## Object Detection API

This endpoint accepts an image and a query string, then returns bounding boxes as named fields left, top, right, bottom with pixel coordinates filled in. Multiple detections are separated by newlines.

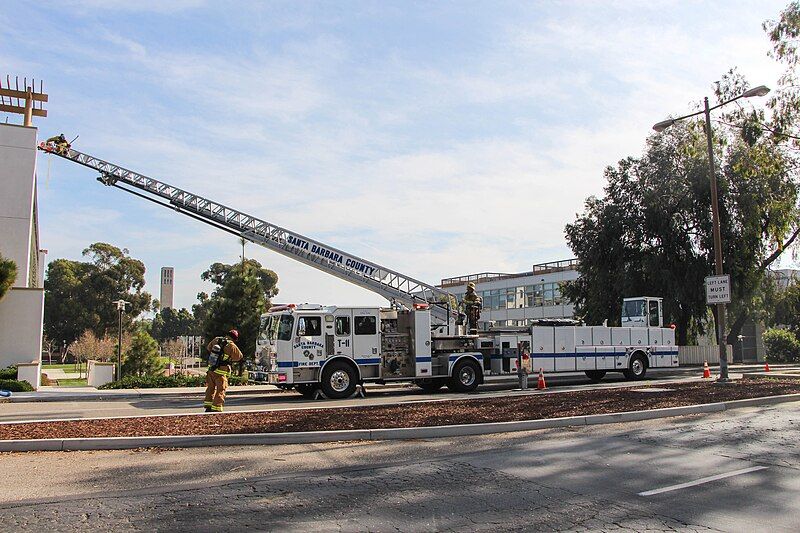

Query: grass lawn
left=42, top=363, right=84, bottom=371
left=53, top=378, right=88, bottom=387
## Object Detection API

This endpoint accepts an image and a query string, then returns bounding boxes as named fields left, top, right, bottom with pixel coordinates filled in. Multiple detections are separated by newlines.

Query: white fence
left=678, top=345, right=732, bottom=366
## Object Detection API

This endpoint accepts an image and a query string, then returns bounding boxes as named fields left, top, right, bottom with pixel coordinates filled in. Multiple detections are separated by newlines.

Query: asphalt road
left=1, top=367, right=710, bottom=423
left=0, top=400, right=798, bottom=531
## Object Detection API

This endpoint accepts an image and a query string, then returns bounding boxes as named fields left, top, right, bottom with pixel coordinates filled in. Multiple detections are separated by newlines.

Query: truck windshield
left=258, top=316, right=274, bottom=343
left=622, top=300, right=646, bottom=318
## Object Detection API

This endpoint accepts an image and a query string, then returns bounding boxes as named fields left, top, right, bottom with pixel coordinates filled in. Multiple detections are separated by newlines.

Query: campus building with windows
left=439, top=259, right=579, bottom=328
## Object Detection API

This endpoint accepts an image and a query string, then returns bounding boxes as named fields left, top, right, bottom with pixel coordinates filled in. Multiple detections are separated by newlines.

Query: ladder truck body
left=40, top=142, right=678, bottom=399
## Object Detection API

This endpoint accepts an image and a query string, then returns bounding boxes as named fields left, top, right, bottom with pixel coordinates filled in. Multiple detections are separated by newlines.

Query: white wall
left=0, top=124, right=37, bottom=288
left=0, top=288, right=45, bottom=369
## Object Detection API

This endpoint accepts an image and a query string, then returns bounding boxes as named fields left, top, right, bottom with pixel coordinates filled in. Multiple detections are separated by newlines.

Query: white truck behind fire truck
left=39, top=142, right=678, bottom=399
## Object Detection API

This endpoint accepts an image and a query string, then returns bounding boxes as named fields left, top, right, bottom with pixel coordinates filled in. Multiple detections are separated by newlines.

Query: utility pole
left=703, top=96, right=728, bottom=381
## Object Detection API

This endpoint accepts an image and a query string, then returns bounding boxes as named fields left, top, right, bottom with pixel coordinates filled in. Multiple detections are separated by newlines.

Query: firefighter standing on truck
left=204, top=329, right=244, bottom=412
left=461, top=282, right=483, bottom=334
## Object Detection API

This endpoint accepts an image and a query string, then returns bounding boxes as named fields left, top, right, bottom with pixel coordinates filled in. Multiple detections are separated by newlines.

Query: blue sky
left=1, top=0, right=790, bottom=311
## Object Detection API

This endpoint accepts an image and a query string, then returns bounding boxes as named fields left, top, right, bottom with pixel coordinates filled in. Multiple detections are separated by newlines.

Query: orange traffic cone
left=702, top=361, right=711, bottom=379
left=765, top=362, right=771, bottom=372
left=537, top=368, right=547, bottom=390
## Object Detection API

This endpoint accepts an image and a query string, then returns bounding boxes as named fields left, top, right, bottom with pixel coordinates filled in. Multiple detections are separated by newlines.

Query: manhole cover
left=631, top=387, right=674, bottom=393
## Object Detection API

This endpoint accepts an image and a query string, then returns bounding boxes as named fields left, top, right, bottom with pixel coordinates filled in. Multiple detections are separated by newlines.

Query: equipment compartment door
left=576, top=346, right=595, bottom=371
left=554, top=328, right=576, bottom=372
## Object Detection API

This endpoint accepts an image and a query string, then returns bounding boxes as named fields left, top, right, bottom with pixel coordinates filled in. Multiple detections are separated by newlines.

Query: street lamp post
left=112, top=299, right=130, bottom=381
left=653, top=85, right=770, bottom=382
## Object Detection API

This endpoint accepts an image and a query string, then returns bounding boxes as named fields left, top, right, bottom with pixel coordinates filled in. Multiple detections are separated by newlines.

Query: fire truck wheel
left=416, top=378, right=445, bottom=392
left=321, top=361, right=358, bottom=399
left=584, top=370, right=606, bottom=383
left=295, top=383, right=317, bottom=399
left=623, top=353, right=648, bottom=381
left=447, top=359, right=481, bottom=393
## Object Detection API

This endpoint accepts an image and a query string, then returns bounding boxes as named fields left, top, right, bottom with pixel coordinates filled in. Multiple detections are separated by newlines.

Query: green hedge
left=99, top=373, right=248, bottom=390
left=0, top=366, right=17, bottom=380
left=0, top=379, right=34, bottom=392
left=763, top=328, right=800, bottom=364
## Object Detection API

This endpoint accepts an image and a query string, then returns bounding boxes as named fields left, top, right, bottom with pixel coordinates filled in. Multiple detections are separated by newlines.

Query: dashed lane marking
left=638, top=466, right=768, bottom=496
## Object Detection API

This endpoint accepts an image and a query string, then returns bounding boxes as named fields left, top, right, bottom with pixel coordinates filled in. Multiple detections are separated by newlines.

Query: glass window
left=277, top=315, right=294, bottom=341
left=297, top=316, right=322, bottom=336
left=354, top=315, right=377, bottom=335
left=258, top=315, right=274, bottom=343
left=622, top=300, right=646, bottom=319
left=543, top=285, right=555, bottom=305
left=648, top=300, right=660, bottom=327
left=335, top=316, right=350, bottom=336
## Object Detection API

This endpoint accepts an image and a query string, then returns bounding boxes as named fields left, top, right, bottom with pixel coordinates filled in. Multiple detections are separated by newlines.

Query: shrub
left=0, top=379, right=34, bottom=392
left=40, top=373, right=54, bottom=386
left=763, top=328, right=800, bottom=363
left=99, top=372, right=249, bottom=389
left=121, top=330, right=162, bottom=377
left=0, top=366, right=17, bottom=380
left=99, top=373, right=204, bottom=389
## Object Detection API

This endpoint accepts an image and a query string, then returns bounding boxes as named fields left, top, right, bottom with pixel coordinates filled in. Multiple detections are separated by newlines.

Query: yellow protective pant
left=204, top=370, right=228, bottom=412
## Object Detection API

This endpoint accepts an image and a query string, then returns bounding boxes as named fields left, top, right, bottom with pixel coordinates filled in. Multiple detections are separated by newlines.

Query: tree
left=0, top=254, right=16, bottom=302
left=121, top=330, right=162, bottom=377
left=200, top=259, right=278, bottom=359
left=44, top=243, right=154, bottom=347
left=564, top=7, right=800, bottom=346
left=151, top=307, right=196, bottom=343
left=71, top=331, right=116, bottom=364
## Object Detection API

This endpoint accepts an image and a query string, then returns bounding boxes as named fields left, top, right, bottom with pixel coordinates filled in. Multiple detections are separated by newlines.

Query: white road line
left=639, top=466, right=768, bottom=496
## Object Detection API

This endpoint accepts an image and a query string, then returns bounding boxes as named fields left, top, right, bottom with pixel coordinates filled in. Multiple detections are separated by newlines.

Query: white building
left=0, top=123, right=47, bottom=384
left=439, top=259, right=579, bottom=328
left=160, top=266, right=174, bottom=310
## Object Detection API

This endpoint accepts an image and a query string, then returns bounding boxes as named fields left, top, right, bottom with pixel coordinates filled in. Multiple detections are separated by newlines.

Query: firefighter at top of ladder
left=45, top=134, right=71, bottom=155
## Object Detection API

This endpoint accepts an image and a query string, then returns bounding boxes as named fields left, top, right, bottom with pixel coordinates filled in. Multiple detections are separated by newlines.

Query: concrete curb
left=3, top=392, right=799, bottom=452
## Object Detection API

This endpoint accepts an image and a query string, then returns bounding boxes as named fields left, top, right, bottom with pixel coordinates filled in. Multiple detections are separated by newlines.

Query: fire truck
left=40, top=142, right=678, bottom=399
left=255, top=297, right=676, bottom=398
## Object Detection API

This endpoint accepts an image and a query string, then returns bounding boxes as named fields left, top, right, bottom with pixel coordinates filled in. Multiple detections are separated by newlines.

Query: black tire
left=585, top=370, right=606, bottom=383
left=623, top=353, right=648, bottom=381
left=447, top=359, right=482, bottom=393
left=295, top=383, right=317, bottom=399
left=320, top=360, right=358, bottom=399
left=416, top=378, right=446, bottom=392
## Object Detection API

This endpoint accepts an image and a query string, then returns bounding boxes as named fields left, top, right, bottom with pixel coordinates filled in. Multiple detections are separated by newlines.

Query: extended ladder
left=38, top=143, right=456, bottom=321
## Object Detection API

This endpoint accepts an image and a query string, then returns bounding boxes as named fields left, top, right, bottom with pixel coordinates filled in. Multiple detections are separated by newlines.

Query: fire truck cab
left=257, top=304, right=483, bottom=398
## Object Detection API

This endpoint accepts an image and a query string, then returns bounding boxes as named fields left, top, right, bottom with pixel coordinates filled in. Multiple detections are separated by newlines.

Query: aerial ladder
left=37, top=142, right=458, bottom=323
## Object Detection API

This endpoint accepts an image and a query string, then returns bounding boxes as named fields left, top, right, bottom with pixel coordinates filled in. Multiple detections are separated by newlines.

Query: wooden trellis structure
left=0, top=76, right=48, bottom=126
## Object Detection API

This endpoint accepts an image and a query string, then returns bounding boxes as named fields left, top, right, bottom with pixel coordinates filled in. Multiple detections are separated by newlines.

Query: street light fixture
left=652, top=85, right=770, bottom=382
left=112, top=299, right=130, bottom=381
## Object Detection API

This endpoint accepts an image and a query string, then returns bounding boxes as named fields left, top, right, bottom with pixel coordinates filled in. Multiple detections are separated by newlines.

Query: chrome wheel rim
left=330, top=370, right=350, bottom=392
left=632, top=359, right=644, bottom=376
left=459, top=366, right=476, bottom=386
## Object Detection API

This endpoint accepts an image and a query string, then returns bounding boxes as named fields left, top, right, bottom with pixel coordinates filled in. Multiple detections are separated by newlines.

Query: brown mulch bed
left=2, top=379, right=800, bottom=441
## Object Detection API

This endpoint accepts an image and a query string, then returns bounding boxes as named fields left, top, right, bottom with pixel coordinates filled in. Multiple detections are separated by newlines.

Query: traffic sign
left=705, top=275, right=731, bottom=304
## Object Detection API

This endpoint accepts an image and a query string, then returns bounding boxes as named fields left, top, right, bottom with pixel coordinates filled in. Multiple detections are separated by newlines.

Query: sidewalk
left=2, top=363, right=793, bottom=403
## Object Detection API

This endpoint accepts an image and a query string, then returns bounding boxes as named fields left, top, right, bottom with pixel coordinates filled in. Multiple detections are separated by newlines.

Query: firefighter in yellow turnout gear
left=204, top=329, right=244, bottom=412
left=45, top=133, right=71, bottom=155
left=461, top=282, right=483, bottom=334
